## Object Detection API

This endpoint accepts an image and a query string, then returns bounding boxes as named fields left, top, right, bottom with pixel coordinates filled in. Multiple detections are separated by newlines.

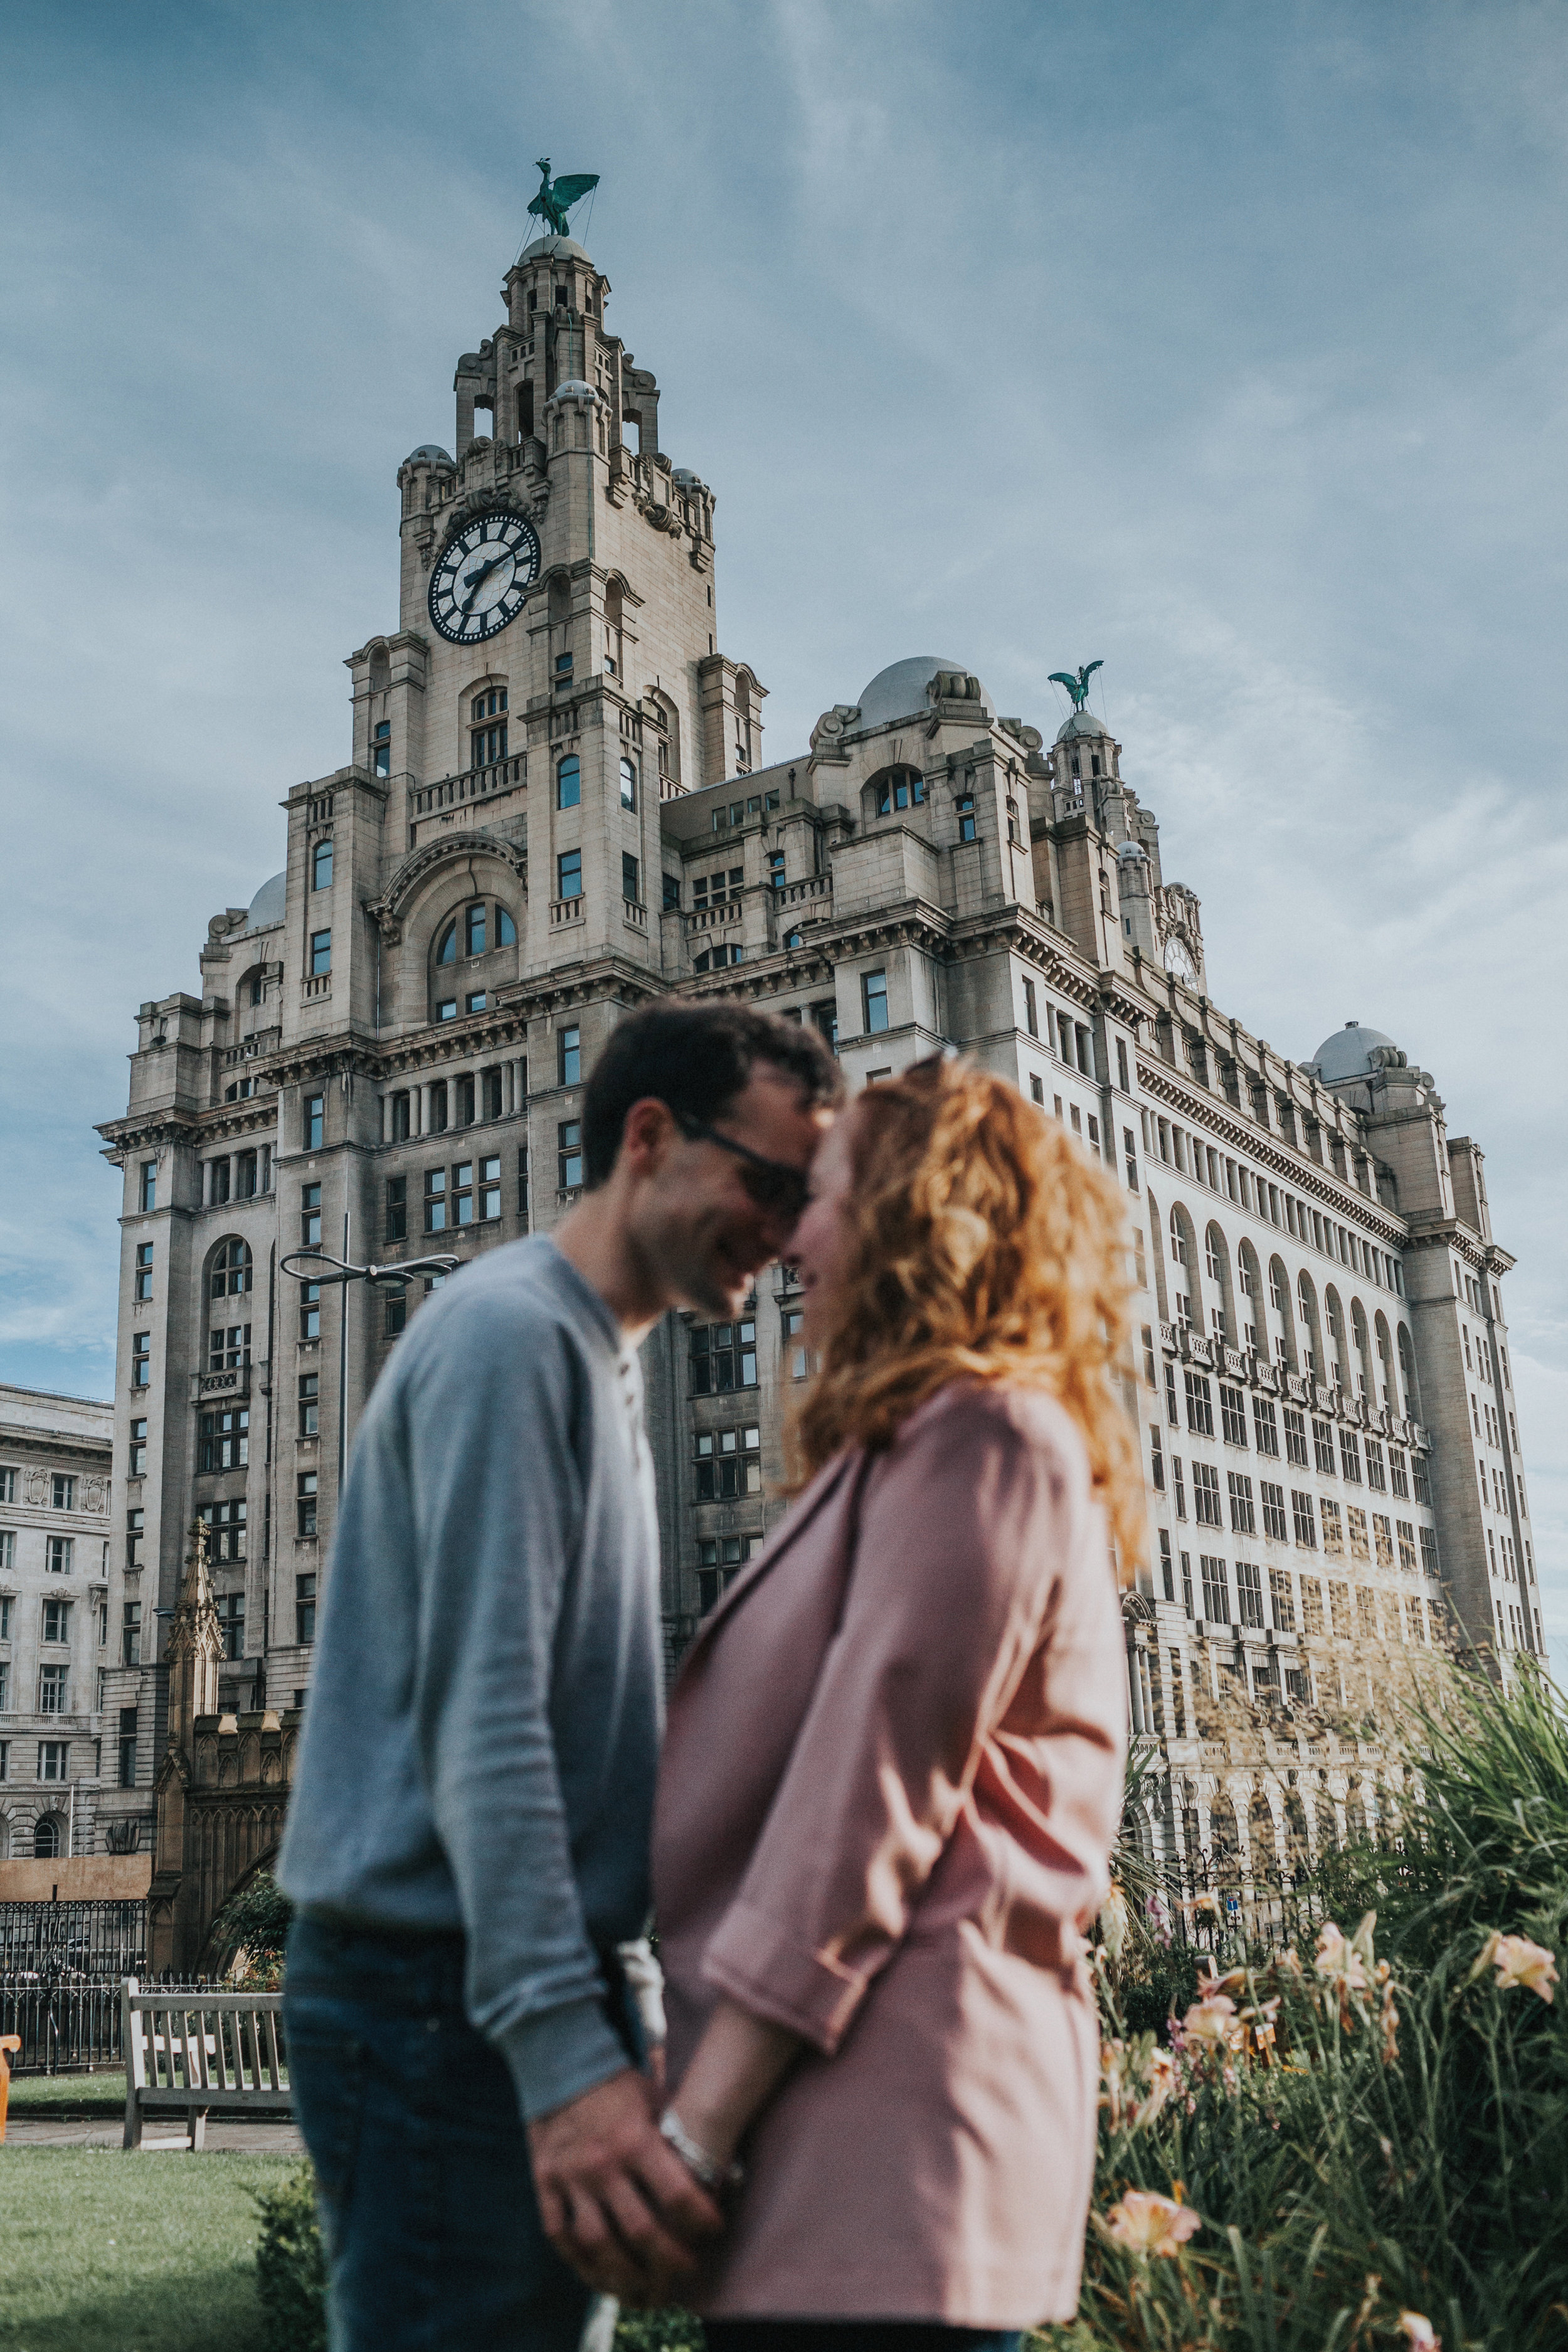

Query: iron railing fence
left=0, top=1900, right=149, bottom=1978
left=1, top=1971, right=214, bottom=2075
left=1140, top=1851, right=1384, bottom=1966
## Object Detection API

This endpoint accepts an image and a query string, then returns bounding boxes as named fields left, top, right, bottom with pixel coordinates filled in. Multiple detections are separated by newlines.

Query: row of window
left=0, top=1744, right=75, bottom=1788
left=554, top=754, right=639, bottom=812
left=1148, top=1110, right=1406, bottom=1294
left=1157, top=1540, right=1441, bottom=1649
left=0, top=1532, right=83, bottom=1574
left=1162, top=1369, right=1419, bottom=1495
left=435, top=900, right=518, bottom=965
left=0, top=1470, right=84, bottom=1510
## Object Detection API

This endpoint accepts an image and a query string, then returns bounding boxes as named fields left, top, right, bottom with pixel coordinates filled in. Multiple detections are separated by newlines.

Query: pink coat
left=652, top=1381, right=1128, bottom=2327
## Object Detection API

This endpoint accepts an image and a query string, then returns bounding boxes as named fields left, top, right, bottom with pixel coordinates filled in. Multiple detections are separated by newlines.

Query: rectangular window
left=1192, top=1461, right=1223, bottom=1526
left=1251, top=1396, right=1279, bottom=1456
left=1291, top=1490, right=1317, bottom=1548
left=385, top=1174, right=407, bottom=1242
left=1365, top=1439, right=1387, bottom=1492
left=1030, top=1076, right=1045, bottom=1106
left=296, top=1573, right=317, bottom=1644
left=1236, top=1559, right=1265, bottom=1628
left=690, top=1320, right=759, bottom=1394
left=693, top=1424, right=763, bottom=1500
left=1283, top=1407, right=1309, bottom=1468
left=1347, top=1505, right=1370, bottom=1562
left=1397, top=1519, right=1417, bottom=1574
left=1200, top=1555, right=1230, bottom=1624
left=121, top=1601, right=142, bottom=1666
left=198, top=1407, right=249, bottom=1472
left=1313, top=1419, right=1337, bottom=1474
left=50, top=1473, right=76, bottom=1510
left=1390, top=1448, right=1409, bottom=1498
left=42, top=1596, right=71, bottom=1643
left=38, top=1738, right=68, bottom=1778
left=559, top=1025, right=581, bottom=1086
left=218, top=1592, right=245, bottom=1661
left=304, top=1094, right=324, bottom=1151
left=1300, top=1575, right=1324, bottom=1635
left=1327, top=1579, right=1351, bottom=1636
left=299, top=1374, right=319, bottom=1438
left=201, top=1497, right=246, bottom=1562
left=1414, top=1454, right=1431, bottom=1505
left=1172, top=1454, right=1186, bottom=1520
left=517, top=1145, right=529, bottom=1221
left=664, top=872, right=682, bottom=911
left=297, top=1473, right=318, bottom=1540
left=1150, top=1427, right=1165, bottom=1491
left=384, top=1293, right=406, bottom=1338
left=1269, top=1565, right=1296, bottom=1631
left=558, top=849, right=583, bottom=901
left=134, top=1241, right=154, bottom=1301
left=1372, top=1512, right=1395, bottom=1569
left=39, top=1664, right=69, bottom=1715
left=0, top=1537, right=11, bottom=1580
left=300, top=1281, right=321, bottom=1342
left=622, top=851, right=640, bottom=904
left=862, top=969, right=889, bottom=1035
left=1357, top=1586, right=1380, bottom=1641
left=957, top=794, right=976, bottom=842
left=1339, top=1429, right=1363, bottom=1483
left=1219, top=1385, right=1248, bottom=1447
left=139, top=1160, right=157, bottom=1212
left=1227, top=1470, right=1254, bottom=1534
left=1260, top=1480, right=1288, bottom=1542
left=46, top=1536, right=73, bottom=1574
left=424, top=1167, right=448, bottom=1232
left=374, top=719, right=392, bottom=776
left=309, top=929, right=331, bottom=977
left=1123, top=1128, right=1139, bottom=1191
left=558, top=1121, right=583, bottom=1191
left=1184, top=1371, right=1214, bottom=1437
left=131, top=1331, right=151, bottom=1387
left=1321, top=1496, right=1344, bottom=1556
left=479, top=1155, right=502, bottom=1221
left=128, top=1418, right=147, bottom=1479
left=312, top=838, right=333, bottom=889
left=1420, top=1526, right=1439, bottom=1577
left=1022, top=978, right=1038, bottom=1037
left=781, top=1308, right=808, bottom=1380
left=1157, top=1528, right=1173, bottom=1601
left=208, top=1323, right=252, bottom=1373
left=452, top=1162, right=474, bottom=1226
left=118, top=1707, right=138, bottom=1789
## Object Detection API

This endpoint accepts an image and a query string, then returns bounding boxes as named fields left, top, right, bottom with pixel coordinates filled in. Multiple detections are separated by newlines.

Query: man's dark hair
left=581, top=999, right=842, bottom=1187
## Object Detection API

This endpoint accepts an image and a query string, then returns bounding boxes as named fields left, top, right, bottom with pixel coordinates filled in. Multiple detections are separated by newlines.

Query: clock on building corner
left=428, top=510, right=541, bottom=644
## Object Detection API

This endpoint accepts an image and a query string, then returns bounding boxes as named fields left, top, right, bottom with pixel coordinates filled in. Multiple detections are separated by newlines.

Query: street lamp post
left=280, top=1222, right=460, bottom=1486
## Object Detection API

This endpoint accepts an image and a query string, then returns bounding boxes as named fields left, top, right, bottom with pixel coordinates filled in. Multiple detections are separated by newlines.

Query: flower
left=1135, top=2047, right=1177, bottom=2127
left=1315, top=1920, right=1369, bottom=1994
left=1483, top=1932, right=1559, bottom=2005
left=1099, top=1882, right=1131, bottom=1963
left=1397, top=2312, right=1440, bottom=2351
left=1379, top=1978, right=1401, bottom=2063
left=1182, top=1993, right=1241, bottom=2050
left=1103, top=2188, right=1203, bottom=2257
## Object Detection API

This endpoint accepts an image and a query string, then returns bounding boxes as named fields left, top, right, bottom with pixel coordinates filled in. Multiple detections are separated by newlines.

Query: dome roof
left=1054, top=707, right=1113, bottom=745
left=854, top=656, right=978, bottom=733
left=240, top=871, right=285, bottom=937
left=1308, top=1021, right=1399, bottom=1083
left=403, top=444, right=453, bottom=467
left=516, top=234, right=593, bottom=266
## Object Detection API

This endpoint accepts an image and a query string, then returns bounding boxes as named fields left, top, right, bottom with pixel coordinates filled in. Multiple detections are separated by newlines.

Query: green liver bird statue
left=1048, top=660, right=1103, bottom=711
left=528, top=157, right=600, bottom=239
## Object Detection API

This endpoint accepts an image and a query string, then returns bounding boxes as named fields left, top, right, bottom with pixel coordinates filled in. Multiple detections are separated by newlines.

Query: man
left=279, top=999, right=840, bottom=2350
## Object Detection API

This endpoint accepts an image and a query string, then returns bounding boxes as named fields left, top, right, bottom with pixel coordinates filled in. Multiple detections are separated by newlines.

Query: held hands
left=527, top=2067, right=724, bottom=2306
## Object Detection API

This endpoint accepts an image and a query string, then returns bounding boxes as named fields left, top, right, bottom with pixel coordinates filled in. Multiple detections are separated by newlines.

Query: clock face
left=428, top=511, right=541, bottom=644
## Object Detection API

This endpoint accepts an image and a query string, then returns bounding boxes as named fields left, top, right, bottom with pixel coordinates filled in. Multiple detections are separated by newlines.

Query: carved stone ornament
left=366, top=833, right=529, bottom=945
left=23, top=1469, right=48, bottom=1507
left=809, top=705, right=862, bottom=761
left=81, top=1476, right=109, bottom=1515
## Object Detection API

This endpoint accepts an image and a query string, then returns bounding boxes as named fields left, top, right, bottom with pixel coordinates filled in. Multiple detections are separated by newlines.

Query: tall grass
left=1055, top=1665, right=1568, bottom=2352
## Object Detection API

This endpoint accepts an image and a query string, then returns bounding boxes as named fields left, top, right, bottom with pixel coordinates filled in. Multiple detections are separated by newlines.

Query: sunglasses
left=674, top=1113, right=812, bottom=1222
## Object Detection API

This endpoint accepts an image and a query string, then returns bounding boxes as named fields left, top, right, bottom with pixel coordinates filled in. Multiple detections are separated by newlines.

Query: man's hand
left=527, top=2068, right=724, bottom=2304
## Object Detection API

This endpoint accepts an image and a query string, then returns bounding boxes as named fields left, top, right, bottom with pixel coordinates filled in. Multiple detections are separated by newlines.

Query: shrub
left=253, top=2161, right=327, bottom=2351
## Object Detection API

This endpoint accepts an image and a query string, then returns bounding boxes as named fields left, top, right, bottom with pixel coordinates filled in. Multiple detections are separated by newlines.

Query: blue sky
left=2, top=1, right=1564, bottom=1663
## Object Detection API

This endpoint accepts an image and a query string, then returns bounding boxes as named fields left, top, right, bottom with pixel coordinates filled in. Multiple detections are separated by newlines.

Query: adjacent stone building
left=93, top=221, right=1542, bottom=1948
left=0, top=1385, right=114, bottom=1861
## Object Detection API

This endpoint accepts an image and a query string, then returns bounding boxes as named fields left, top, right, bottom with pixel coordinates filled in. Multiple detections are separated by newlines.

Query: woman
left=651, top=1056, right=1142, bottom=2352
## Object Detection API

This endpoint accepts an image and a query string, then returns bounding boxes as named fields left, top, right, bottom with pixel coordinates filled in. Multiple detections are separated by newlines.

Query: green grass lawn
left=0, top=2148, right=294, bottom=2351
left=5, top=2074, right=127, bottom=2122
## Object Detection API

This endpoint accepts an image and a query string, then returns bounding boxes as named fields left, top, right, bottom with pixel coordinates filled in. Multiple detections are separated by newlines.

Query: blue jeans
left=283, top=1915, right=595, bottom=2352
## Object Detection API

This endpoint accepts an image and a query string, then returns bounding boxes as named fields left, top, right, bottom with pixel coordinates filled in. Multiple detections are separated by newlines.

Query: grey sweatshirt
left=278, top=1236, right=663, bottom=2121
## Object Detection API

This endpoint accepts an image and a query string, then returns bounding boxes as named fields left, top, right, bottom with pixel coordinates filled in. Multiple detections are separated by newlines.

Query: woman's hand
left=665, top=1998, right=803, bottom=2169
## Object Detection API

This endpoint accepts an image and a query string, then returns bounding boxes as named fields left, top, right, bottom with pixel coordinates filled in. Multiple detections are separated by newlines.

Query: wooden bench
left=121, top=1977, right=291, bottom=2149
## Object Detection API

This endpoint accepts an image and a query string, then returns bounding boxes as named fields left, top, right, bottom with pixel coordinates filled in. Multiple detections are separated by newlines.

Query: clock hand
left=459, top=554, right=508, bottom=614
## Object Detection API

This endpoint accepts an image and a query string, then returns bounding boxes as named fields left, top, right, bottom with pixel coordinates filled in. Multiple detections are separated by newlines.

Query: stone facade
left=95, top=225, right=1542, bottom=1927
left=0, top=1385, right=114, bottom=1861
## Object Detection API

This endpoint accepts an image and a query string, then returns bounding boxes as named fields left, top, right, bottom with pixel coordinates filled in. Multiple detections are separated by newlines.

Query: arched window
left=1298, top=1276, right=1318, bottom=1374
left=1397, top=1325, right=1418, bottom=1418
left=34, top=1814, right=62, bottom=1860
left=465, top=904, right=487, bottom=959
left=557, top=756, right=581, bottom=810
left=210, top=1239, right=252, bottom=1300
left=1205, top=1229, right=1222, bottom=1281
left=872, top=766, right=926, bottom=817
left=470, top=684, right=508, bottom=770
left=436, top=918, right=458, bottom=966
left=620, top=757, right=637, bottom=811
left=1168, top=1207, right=1186, bottom=1266
left=1269, top=1263, right=1285, bottom=1312
left=497, top=905, right=517, bottom=947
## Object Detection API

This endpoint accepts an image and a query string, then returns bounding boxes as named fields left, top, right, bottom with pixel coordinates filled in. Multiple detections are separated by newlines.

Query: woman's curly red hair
left=790, top=1054, right=1145, bottom=1577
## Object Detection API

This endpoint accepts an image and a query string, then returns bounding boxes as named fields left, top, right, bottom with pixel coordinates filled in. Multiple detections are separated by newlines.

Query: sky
left=1, top=1, right=1564, bottom=1662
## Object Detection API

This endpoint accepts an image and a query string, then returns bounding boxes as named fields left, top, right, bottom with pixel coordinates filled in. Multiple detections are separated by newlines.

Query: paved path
left=5, top=2115, right=304, bottom=2154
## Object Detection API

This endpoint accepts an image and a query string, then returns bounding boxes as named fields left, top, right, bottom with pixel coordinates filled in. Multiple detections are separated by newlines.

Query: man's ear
left=616, top=1096, right=679, bottom=1182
